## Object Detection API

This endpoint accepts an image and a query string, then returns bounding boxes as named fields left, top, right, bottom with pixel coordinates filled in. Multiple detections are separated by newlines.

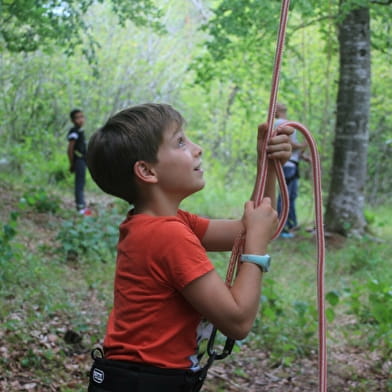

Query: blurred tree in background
left=325, top=0, right=392, bottom=235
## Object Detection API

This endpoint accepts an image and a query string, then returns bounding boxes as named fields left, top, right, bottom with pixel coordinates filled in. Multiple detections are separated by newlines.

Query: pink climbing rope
left=224, top=1, right=327, bottom=391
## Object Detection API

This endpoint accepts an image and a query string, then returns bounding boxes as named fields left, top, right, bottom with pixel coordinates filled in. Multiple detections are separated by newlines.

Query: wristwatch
left=240, top=254, right=271, bottom=272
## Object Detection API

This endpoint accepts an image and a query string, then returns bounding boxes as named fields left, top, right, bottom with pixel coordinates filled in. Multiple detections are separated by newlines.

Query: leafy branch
left=0, top=0, right=164, bottom=60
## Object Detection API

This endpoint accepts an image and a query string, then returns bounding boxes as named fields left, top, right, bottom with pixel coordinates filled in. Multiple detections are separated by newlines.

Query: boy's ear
left=133, top=161, right=158, bottom=184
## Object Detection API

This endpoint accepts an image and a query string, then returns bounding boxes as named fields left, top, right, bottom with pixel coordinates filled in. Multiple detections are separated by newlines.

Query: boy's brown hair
left=87, top=103, right=184, bottom=204
left=70, top=109, right=83, bottom=120
left=275, top=103, right=287, bottom=118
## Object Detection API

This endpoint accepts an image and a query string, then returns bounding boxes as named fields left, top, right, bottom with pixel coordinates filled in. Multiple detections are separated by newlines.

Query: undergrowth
left=0, top=181, right=391, bottom=390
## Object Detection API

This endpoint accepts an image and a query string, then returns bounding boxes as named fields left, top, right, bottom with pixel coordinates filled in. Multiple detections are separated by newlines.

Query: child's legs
left=74, top=158, right=86, bottom=210
left=277, top=192, right=282, bottom=216
left=278, top=165, right=297, bottom=230
left=287, top=177, right=298, bottom=229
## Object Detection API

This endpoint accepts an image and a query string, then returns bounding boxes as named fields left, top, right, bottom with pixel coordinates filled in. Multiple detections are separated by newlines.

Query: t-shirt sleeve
left=177, top=210, right=210, bottom=241
left=67, top=131, right=79, bottom=141
left=274, top=118, right=286, bottom=129
left=158, top=221, right=214, bottom=291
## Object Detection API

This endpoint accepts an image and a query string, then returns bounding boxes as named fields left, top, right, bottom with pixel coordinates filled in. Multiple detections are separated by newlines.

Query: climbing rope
left=207, top=0, right=327, bottom=391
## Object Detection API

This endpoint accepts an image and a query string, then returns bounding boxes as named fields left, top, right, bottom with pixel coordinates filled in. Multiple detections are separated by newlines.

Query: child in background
left=86, top=103, right=292, bottom=392
left=275, top=103, right=307, bottom=237
left=67, top=109, right=90, bottom=215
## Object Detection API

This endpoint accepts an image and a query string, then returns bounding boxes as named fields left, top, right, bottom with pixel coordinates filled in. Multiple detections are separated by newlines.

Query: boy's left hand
left=258, top=123, right=293, bottom=165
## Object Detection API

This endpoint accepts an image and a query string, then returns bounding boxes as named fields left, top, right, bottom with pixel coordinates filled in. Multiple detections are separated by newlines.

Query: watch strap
left=240, top=254, right=271, bottom=272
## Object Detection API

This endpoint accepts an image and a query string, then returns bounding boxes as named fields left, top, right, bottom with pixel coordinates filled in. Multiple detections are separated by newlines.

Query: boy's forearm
left=228, top=262, right=263, bottom=337
left=182, top=232, right=271, bottom=340
left=227, top=233, right=268, bottom=338
left=202, top=219, right=244, bottom=251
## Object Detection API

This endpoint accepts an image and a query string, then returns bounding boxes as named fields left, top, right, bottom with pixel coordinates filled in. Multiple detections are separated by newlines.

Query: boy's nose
left=193, top=143, right=202, bottom=157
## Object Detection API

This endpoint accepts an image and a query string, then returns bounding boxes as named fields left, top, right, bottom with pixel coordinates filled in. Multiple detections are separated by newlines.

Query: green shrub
left=346, top=278, right=392, bottom=355
left=56, top=210, right=121, bottom=263
left=252, top=278, right=317, bottom=365
left=47, top=154, right=69, bottom=185
left=0, top=212, right=20, bottom=281
left=0, top=212, right=18, bottom=259
left=19, top=188, right=61, bottom=213
left=250, top=279, right=341, bottom=366
left=345, top=238, right=385, bottom=273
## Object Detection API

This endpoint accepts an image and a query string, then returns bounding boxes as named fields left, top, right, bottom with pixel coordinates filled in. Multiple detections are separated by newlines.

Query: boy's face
left=72, top=112, right=85, bottom=128
left=152, top=124, right=205, bottom=198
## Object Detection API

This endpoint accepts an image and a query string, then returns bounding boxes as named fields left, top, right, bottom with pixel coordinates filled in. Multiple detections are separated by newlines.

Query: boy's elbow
left=222, top=320, right=253, bottom=341
left=229, top=329, right=250, bottom=341
left=209, top=305, right=258, bottom=340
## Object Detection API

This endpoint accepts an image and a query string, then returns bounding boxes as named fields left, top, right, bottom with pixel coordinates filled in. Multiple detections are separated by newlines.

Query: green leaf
left=326, top=290, right=340, bottom=306
left=326, top=308, right=335, bottom=323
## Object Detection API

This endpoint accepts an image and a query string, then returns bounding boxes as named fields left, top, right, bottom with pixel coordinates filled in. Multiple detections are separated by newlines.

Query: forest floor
left=0, top=183, right=391, bottom=392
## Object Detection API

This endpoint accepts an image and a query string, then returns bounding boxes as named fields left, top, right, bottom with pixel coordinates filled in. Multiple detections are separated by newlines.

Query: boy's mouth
left=194, top=162, right=203, bottom=172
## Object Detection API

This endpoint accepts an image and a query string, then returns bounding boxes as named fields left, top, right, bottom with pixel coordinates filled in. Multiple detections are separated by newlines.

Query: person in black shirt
left=67, top=109, right=89, bottom=213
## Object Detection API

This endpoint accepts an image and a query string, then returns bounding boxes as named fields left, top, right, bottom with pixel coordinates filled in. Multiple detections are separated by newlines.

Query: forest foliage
left=0, top=0, right=391, bottom=205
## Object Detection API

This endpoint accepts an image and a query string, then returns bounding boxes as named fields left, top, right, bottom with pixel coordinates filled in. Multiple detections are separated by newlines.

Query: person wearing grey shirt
left=274, top=103, right=307, bottom=237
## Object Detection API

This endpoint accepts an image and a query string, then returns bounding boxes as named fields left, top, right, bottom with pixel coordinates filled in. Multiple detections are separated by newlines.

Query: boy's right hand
left=69, top=164, right=75, bottom=173
left=243, top=198, right=278, bottom=253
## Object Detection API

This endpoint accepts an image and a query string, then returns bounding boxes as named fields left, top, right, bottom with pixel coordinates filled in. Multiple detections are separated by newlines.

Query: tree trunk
left=325, top=4, right=370, bottom=236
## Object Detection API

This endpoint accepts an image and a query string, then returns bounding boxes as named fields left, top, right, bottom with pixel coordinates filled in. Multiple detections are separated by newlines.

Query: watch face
left=265, top=256, right=271, bottom=270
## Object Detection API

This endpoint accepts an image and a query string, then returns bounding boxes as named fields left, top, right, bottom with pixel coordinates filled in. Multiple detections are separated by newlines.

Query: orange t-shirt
left=103, top=210, right=214, bottom=369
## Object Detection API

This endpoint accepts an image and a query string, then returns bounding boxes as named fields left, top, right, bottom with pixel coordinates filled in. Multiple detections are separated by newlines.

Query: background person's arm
left=291, top=140, right=307, bottom=152
left=67, top=140, right=76, bottom=172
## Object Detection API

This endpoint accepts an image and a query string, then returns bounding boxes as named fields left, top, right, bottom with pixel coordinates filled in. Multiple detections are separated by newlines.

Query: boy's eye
left=178, top=137, right=186, bottom=147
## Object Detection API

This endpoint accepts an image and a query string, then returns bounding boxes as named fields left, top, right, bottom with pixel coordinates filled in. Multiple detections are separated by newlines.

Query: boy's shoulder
left=120, top=210, right=209, bottom=245
left=121, top=210, right=195, bottom=232
left=67, top=127, right=80, bottom=140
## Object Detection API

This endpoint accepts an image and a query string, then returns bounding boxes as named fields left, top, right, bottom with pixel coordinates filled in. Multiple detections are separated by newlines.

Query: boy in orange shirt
left=87, top=103, right=292, bottom=391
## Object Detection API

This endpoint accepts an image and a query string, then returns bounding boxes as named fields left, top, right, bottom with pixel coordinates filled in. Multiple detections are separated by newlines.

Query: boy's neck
left=134, top=188, right=184, bottom=217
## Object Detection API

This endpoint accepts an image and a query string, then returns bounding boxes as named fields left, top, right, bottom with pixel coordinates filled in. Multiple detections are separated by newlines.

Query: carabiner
left=207, top=326, right=235, bottom=360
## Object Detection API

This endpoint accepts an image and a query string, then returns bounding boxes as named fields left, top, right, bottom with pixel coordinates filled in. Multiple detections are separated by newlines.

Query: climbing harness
left=206, top=0, right=327, bottom=391
left=89, top=348, right=209, bottom=392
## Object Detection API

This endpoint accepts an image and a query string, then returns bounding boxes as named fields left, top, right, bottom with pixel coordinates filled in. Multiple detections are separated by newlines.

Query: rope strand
left=212, top=1, right=328, bottom=390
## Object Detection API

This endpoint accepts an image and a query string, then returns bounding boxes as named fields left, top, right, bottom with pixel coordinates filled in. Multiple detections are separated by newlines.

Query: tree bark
left=325, top=4, right=370, bottom=236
